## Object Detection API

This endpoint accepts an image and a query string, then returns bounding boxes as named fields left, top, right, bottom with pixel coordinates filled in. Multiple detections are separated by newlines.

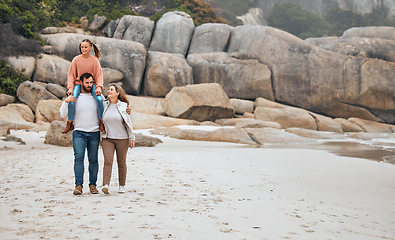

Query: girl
left=101, top=84, right=135, bottom=194
left=62, top=39, right=105, bottom=134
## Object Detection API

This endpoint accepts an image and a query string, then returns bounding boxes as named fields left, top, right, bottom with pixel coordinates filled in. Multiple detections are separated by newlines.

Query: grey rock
left=187, top=52, right=273, bottom=100
left=229, top=98, right=254, bottom=115
left=188, top=23, right=233, bottom=54
left=113, top=15, right=154, bottom=49
left=228, top=26, right=395, bottom=123
left=17, top=81, right=58, bottom=111
left=150, top=11, right=195, bottom=56
left=46, top=83, right=67, bottom=98
left=33, top=54, right=70, bottom=86
left=165, top=83, right=234, bottom=122
left=44, top=121, right=73, bottom=147
left=134, top=133, right=162, bottom=147
left=144, top=51, right=193, bottom=97
left=103, top=19, right=119, bottom=38
left=5, top=56, right=36, bottom=78
left=0, top=94, right=15, bottom=107
left=88, top=14, right=107, bottom=31
left=342, top=27, right=395, bottom=40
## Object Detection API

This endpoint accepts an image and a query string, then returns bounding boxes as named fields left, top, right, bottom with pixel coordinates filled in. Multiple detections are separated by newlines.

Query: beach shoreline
left=1, top=130, right=394, bottom=240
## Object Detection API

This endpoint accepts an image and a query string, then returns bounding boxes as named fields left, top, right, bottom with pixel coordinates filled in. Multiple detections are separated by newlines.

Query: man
left=60, top=73, right=101, bottom=195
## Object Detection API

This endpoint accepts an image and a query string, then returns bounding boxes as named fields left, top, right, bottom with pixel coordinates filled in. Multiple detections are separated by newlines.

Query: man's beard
left=83, top=85, right=92, bottom=93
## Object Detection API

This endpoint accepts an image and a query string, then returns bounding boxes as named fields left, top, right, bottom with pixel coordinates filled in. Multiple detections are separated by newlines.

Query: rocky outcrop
left=126, top=96, right=166, bottom=115
left=134, top=133, right=163, bottom=147
left=88, top=14, right=107, bottom=31
left=188, top=23, right=233, bottom=54
left=149, top=11, right=195, bottom=56
left=33, top=54, right=70, bottom=86
left=187, top=52, right=273, bottom=100
left=5, top=56, right=36, bottom=78
left=150, top=126, right=257, bottom=145
left=113, top=15, right=154, bottom=49
left=0, top=104, right=36, bottom=129
left=306, top=36, right=395, bottom=62
left=40, top=33, right=147, bottom=95
left=236, top=8, right=267, bottom=26
left=144, top=51, right=193, bottom=97
left=164, top=83, right=234, bottom=121
left=131, top=111, right=197, bottom=130
left=35, top=100, right=64, bottom=124
left=44, top=121, right=73, bottom=147
left=254, top=0, right=395, bottom=19
left=0, top=94, right=15, bottom=107
left=228, top=26, right=395, bottom=124
left=229, top=98, right=254, bottom=115
left=342, top=26, right=395, bottom=40
left=17, top=81, right=58, bottom=111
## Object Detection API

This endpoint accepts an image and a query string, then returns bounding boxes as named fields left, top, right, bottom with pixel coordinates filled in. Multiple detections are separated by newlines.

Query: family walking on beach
left=59, top=39, right=135, bottom=195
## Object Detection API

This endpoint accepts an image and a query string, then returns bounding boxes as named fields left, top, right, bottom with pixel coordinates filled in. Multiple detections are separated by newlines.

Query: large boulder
left=306, top=36, right=395, bottom=62
left=228, top=26, right=395, bottom=124
left=113, top=15, right=154, bottom=49
left=45, top=83, right=67, bottom=98
left=342, top=27, right=395, bottom=40
left=0, top=94, right=15, bottom=107
left=41, top=33, right=147, bottom=95
left=334, top=118, right=365, bottom=132
left=44, top=121, right=73, bottom=147
left=309, top=112, right=343, bottom=133
left=88, top=14, right=107, bottom=31
left=348, top=117, right=394, bottom=133
left=134, top=133, right=162, bottom=147
left=229, top=98, right=254, bottom=115
left=164, top=83, right=234, bottom=122
left=131, top=111, right=197, bottom=130
left=254, top=106, right=316, bottom=130
left=187, top=52, right=273, bottom=100
left=17, top=81, right=58, bottom=111
left=35, top=100, right=64, bottom=124
left=126, top=96, right=166, bottom=115
left=150, top=126, right=257, bottom=145
left=102, top=19, right=119, bottom=38
left=5, top=56, right=36, bottom=78
left=188, top=23, right=233, bottom=54
left=33, top=54, right=70, bottom=86
left=144, top=51, right=193, bottom=97
left=149, top=11, right=195, bottom=56
left=0, top=104, right=36, bottom=129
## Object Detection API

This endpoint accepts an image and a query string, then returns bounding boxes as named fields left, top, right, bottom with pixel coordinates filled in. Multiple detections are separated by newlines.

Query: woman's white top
left=103, top=103, right=129, bottom=139
left=101, top=100, right=135, bottom=141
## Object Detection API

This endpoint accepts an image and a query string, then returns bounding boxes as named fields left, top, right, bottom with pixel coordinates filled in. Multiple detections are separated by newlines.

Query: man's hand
left=130, top=140, right=135, bottom=149
left=65, top=95, right=76, bottom=103
left=126, top=105, right=131, bottom=114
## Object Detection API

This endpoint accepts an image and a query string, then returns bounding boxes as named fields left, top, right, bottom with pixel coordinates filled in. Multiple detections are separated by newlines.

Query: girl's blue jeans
left=67, top=84, right=104, bottom=120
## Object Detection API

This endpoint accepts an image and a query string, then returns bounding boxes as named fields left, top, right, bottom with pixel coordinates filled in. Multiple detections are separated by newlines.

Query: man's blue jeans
left=72, top=130, right=100, bottom=187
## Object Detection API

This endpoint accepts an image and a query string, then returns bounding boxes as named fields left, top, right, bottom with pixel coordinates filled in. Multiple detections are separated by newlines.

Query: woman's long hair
left=79, top=39, right=101, bottom=59
left=109, top=83, right=129, bottom=105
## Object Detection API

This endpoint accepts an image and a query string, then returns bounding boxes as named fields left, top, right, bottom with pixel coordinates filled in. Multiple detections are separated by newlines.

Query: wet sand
left=0, top=130, right=394, bottom=240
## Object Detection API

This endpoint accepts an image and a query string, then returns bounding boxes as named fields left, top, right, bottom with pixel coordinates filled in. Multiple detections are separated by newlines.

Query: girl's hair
left=79, top=39, right=101, bottom=59
left=109, top=83, right=129, bottom=105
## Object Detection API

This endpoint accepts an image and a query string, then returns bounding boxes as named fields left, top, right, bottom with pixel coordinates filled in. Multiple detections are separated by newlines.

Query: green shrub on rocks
left=0, top=60, right=29, bottom=96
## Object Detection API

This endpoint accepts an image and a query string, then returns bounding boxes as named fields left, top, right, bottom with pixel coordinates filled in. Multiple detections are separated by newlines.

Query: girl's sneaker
left=102, top=185, right=109, bottom=194
left=118, top=186, right=126, bottom=193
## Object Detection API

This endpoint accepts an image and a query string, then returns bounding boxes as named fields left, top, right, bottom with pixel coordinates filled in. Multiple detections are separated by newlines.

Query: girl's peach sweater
left=67, top=55, right=103, bottom=91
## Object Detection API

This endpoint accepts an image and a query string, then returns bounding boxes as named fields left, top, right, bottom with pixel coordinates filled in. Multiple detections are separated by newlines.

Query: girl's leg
left=62, top=85, right=81, bottom=134
left=68, top=84, right=81, bottom=121
left=91, top=84, right=104, bottom=119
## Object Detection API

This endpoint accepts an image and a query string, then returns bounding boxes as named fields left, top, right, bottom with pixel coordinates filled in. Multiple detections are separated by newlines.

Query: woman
left=62, top=38, right=105, bottom=134
left=101, top=84, right=135, bottom=194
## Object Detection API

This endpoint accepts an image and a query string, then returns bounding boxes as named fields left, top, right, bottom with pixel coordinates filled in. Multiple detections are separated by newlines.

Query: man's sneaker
left=118, top=186, right=126, bottom=193
left=102, top=185, right=109, bottom=194
left=73, top=185, right=82, bottom=195
left=89, top=185, right=99, bottom=194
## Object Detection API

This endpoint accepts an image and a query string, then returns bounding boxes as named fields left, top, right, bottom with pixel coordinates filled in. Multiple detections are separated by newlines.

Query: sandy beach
left=0, top=129, right=394, bottom=240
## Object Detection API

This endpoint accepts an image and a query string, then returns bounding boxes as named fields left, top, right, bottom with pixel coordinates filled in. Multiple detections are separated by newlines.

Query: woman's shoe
left=62, top=121, right=74, bottom=134
left=102, top=185, right=109, bottom=194
left=118, top=186, right=125, bottom=193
